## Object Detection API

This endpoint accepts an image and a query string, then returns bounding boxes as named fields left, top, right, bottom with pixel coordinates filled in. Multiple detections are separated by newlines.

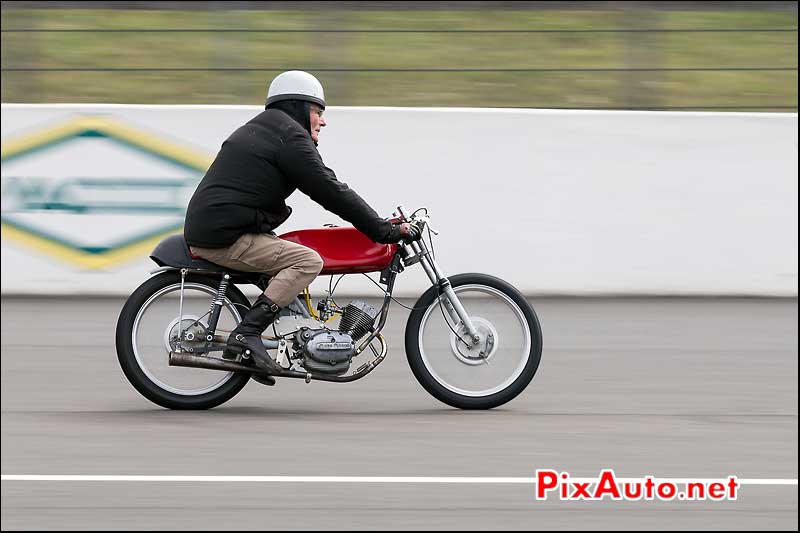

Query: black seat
left=150, top=234, right=265, bottom=285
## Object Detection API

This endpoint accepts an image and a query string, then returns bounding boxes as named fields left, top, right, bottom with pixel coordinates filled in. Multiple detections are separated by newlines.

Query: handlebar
left=394, top=205, right=438, bottom=236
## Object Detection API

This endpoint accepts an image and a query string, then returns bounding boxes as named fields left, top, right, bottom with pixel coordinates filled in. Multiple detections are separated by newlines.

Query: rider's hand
left=396, top=222, right=422, bottom=242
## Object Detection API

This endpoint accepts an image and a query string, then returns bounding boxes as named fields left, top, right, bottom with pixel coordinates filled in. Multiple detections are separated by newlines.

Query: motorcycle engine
left=294, top=300, right=378, bottom=375
left=338, top=300, right=378, bottom=342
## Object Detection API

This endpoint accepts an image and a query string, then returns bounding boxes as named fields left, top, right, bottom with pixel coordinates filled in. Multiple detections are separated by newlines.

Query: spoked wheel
left=116, top=271, right=252, bottom=410
left=405, top=273, right=542, bottom=409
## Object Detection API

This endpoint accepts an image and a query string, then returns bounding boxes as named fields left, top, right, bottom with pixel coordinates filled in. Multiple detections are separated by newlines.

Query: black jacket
left=184, top=108, right=398, bottom=248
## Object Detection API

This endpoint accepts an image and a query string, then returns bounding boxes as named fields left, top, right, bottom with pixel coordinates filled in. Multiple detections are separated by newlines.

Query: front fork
left=398, top=239, right=481, bottom=345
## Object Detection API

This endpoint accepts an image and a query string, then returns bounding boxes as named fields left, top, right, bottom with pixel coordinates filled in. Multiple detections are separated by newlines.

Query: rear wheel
left=116, top=271, right=252, bottom=409
left=405, top=273, right=542, bottom=409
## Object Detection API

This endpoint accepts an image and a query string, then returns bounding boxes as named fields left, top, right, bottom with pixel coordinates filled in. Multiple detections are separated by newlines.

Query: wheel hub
left=450, top=317, right=499, bottom=366
left=163, top=315, right=208, bottom=353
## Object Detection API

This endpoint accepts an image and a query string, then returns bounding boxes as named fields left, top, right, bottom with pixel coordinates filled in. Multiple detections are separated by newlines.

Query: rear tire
left=116, top=271, right=252, bottom=410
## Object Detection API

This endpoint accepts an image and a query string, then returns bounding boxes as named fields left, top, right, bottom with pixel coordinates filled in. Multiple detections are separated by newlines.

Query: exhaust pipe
left=169, top=351, right=268, bottom=375
left=169, top=351, right=308, bottom=380
left=169, top=334, right=386, bottom=384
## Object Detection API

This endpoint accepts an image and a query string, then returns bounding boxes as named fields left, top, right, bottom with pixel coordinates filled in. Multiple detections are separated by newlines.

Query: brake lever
left=416, top=215, right=438, bottom=236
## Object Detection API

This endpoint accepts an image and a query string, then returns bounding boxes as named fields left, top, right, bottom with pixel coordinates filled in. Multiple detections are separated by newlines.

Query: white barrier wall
left=1, top=104, right=797, bottom=297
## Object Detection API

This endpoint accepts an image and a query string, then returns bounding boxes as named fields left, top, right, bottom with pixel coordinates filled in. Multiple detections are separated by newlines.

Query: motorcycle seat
left=149, top=234, right=266, bottom=285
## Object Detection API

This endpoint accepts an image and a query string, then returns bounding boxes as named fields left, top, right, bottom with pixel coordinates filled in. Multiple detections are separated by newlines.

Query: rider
left=184, top=70, right=420, bottom=374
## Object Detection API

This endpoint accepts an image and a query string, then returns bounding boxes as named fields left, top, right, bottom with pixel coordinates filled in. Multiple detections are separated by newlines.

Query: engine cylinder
left=339, top=301, right=378, bottom=341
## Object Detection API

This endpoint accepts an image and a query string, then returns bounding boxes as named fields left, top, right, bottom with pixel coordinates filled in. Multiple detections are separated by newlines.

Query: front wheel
left=405, top=273, right=542, bottom=409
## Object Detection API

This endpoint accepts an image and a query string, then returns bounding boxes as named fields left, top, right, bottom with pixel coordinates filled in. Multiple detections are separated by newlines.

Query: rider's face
left=310, top=104, right=326, bottom=143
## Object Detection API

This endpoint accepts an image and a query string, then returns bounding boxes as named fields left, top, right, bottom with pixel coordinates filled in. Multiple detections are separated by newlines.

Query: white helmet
left=266, top=70, right=326, bottom=109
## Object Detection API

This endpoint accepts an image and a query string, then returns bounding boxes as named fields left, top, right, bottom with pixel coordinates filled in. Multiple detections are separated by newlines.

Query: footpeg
left=221, top=344, right=243, bottom=361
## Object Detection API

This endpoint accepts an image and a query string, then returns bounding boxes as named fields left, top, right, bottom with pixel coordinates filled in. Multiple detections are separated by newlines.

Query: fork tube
left=413, top=241, right=481, bottom=343
left=439, top=282, right=480, bottom=343
left=411, top=240, right=446, bottom=279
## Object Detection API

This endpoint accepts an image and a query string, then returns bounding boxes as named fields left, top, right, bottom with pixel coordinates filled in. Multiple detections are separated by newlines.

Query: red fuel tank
left=279, top=226, right=397, bottom=275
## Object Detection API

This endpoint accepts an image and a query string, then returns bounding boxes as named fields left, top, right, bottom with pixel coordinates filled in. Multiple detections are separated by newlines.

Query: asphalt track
left=1, top=296, right=797, bottom=530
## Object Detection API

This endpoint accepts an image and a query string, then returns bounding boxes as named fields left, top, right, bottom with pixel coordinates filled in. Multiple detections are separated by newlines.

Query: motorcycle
left=115, top=206, right=542, bottom=410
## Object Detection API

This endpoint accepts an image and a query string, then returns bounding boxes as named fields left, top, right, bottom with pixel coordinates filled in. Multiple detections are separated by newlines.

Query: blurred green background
left=1, top=1, right=797, bottom=110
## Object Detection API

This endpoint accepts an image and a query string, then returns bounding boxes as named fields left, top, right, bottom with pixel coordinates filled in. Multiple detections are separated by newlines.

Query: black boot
left=222, top=295, right=283, bottom=374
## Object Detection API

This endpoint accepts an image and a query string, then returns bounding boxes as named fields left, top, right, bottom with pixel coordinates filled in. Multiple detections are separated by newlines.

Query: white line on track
left=1, top=475, right=796, bottom=485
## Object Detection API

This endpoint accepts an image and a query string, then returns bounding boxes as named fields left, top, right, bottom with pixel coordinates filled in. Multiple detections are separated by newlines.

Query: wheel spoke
left=131, top=283, right=242, bottom=396
left=417, top=284, right=532, bottom=397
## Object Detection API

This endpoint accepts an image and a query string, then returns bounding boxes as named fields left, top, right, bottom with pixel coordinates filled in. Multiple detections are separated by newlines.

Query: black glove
left=395, top=222, right=422, bottom=242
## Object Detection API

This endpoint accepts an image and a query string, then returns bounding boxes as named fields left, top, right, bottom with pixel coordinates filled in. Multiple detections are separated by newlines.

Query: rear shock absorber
left=205, top=274, right=230, bottom=341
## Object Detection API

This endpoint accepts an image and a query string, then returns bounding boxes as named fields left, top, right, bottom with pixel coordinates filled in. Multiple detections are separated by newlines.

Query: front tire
left=405, top=273, right=542, bottom=409
left=116, top=271, right=252, bottom=410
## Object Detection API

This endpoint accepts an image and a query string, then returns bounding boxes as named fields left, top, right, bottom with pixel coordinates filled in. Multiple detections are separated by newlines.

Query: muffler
left=169, top=351, right=309, bottom=381
left=169, top=351, right=268, bottom=375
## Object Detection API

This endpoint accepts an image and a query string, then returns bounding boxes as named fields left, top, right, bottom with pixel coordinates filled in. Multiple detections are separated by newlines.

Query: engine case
left=295, top=328, right=356, bottom=375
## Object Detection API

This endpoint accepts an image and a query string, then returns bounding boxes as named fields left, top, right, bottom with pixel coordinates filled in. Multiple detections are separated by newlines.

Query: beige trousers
left=190, top=233, right=323, bottom=307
